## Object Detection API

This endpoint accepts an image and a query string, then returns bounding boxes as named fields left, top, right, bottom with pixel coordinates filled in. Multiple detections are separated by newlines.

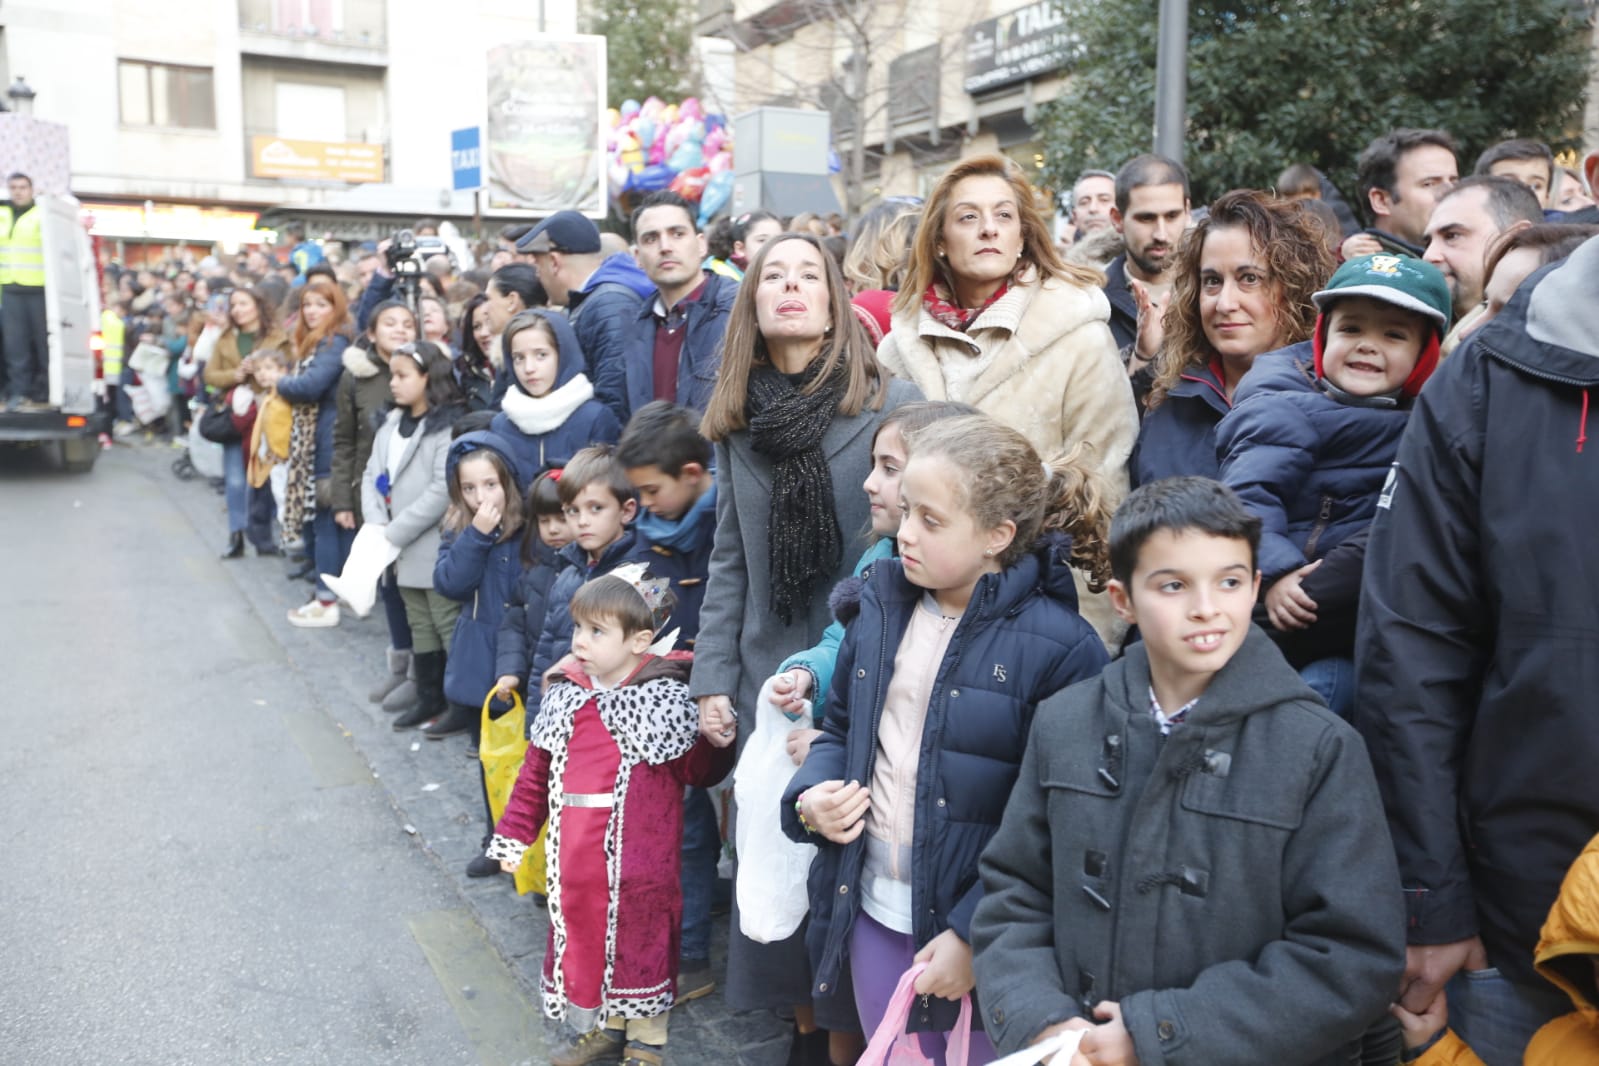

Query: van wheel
left=60, top=436, right=98, bottom=474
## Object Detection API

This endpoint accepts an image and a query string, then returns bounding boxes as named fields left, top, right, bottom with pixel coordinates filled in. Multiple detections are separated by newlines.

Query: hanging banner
left=485, top=36, right=607, bottom=217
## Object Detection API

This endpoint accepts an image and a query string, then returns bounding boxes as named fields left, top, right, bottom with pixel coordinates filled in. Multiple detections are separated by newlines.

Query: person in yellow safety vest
left=99, top=301, right=125, bottom=424
left=1, top=172, right=49, bottom=410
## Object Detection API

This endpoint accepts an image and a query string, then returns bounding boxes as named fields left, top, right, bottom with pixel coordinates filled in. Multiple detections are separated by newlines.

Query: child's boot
left=622, top=1042, right=665, bottom=1066
left=392, top=650, right=445, bottom=731
left=368, top=647, right=411, bottom=703
left=550, top=1026, right=625, bottom=1066
left=419, top=701, right=474, bottom=740
left=380, top=657, right=420, bottom=714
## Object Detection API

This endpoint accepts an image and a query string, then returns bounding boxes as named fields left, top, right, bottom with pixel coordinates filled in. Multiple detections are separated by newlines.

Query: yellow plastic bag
left=480, top=688, right=548, bottom=896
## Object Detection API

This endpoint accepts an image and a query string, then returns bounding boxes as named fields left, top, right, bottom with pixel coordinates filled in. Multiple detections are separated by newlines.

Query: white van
left=0, top=193, right=101, bottom=472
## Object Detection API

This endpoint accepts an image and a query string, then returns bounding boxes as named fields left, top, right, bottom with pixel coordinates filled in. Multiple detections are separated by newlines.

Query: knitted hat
left=1312, top=254, right=1452, bottom=396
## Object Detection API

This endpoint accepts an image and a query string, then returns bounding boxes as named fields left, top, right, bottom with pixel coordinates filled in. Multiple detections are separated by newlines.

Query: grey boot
left=369, top=648, right=412, bottom=703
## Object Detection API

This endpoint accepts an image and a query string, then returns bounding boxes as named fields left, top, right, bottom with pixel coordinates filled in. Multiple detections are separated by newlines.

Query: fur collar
left=342, top=344, right=384, bottom=379
left=499, top=374, right=595, bottom=435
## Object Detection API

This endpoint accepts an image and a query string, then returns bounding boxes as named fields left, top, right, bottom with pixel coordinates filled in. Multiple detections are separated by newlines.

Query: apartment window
left=273, top=0, right=345, bottom=36
left=118, top=61, right=216, bottom=130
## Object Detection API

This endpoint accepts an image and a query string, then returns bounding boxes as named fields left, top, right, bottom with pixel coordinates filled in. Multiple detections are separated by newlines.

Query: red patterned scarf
left=921, top=281, right=1010, bottom=332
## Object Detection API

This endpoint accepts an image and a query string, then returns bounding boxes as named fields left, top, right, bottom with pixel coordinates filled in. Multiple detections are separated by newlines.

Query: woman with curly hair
left=1131, top=190, right=1336, bottom=488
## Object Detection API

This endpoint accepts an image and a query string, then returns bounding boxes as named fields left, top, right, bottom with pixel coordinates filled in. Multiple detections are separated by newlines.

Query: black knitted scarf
left=746, top=357, right=846, bottom=625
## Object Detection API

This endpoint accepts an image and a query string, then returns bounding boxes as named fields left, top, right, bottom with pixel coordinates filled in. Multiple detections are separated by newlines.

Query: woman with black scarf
left=693, top=233, right=921, bottom=1066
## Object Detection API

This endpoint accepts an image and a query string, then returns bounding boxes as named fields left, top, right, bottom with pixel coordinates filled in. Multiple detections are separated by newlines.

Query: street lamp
left=7, top=77, right=36, bottom=116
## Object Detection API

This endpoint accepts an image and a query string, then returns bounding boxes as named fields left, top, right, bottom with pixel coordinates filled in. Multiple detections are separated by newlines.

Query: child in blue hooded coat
left=429, top=430, right=529, bottom=741
left=1215, top=253, right=1451, bottom=716
left=489, top=309, right=621, bottom=488
left=430, top=429, right=530, bottom=877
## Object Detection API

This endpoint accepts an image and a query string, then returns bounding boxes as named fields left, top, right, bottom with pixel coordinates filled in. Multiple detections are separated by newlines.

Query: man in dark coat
left=1354, top=234, right=1599, bottom=1066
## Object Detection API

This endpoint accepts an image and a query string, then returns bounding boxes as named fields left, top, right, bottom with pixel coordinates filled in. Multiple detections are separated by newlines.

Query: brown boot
left=550, top=1026, right=625, bottom=1066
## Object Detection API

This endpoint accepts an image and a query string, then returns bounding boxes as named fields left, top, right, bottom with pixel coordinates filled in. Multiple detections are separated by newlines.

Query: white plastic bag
left=734, top=675, right=818, bottom=943
left=321, top=523, right=400, bottom=618
left=187, top=416, right=224, bottom=479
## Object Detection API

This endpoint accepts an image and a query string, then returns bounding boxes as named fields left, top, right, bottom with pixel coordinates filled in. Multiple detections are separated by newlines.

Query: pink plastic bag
left=860, top=963, right=972, bottom=1066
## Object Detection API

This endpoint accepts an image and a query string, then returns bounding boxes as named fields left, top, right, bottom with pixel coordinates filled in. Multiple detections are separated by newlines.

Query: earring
left=937, top=249, right=946, bottom=257
left=984, top=549, right=993, bottom=557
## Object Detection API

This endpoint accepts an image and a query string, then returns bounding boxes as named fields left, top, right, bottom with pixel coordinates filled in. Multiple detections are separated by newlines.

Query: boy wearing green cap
left=1213, top=253, right=1452, bottom=718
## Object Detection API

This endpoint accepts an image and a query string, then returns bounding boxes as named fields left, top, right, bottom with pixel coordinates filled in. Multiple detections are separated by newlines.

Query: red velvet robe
left=488, top=653, right=733, bottom=1029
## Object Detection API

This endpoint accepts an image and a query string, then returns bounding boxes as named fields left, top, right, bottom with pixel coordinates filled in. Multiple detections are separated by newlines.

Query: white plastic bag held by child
left=734, top=674, right=817, bottom=943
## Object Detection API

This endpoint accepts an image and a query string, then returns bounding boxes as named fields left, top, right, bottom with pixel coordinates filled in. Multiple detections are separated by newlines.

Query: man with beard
left=1102, top=155, right=1191, bottom=405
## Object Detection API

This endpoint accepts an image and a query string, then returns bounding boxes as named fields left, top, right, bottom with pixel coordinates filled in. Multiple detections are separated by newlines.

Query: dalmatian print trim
left=484, top=834, right=527, bottom=865
left=529, top=677, right=699, bottom=767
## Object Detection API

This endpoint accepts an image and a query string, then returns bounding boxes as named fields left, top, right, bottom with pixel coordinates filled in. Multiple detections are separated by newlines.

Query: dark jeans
left=2, top=284, right=47, bottom=402
left=1300, top=656, right=1355, bottom=719
left=222, top=441, right=276, bottom=547
left=680, top=786, right=720, bottom=963
left=308, top=511, right=355, bottom=602
left=1446, top=965, right=1569, bottom=1066
left=378, top=571, right=412, bottom=651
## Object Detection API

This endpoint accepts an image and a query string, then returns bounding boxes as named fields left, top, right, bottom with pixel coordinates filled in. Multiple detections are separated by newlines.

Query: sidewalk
left=151, top=444, right=792, bottom=1066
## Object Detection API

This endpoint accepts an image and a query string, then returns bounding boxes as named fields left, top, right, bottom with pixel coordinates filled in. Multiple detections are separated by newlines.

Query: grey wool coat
left=689, top=375, right=921, bottom=1017
left=970, top=627, right=1406, bottom=1066
left=360, top=410, right=453, bottom=589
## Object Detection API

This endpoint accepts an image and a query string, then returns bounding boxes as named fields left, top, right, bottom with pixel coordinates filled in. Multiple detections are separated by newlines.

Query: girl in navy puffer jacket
left=778, top=415, right=1111, bottom=1063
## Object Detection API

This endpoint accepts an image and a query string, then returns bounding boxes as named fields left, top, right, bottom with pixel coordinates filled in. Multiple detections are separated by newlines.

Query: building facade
left=700, top=0, right=1071, bottom=219
left=0, top=0, right=579, bottom=258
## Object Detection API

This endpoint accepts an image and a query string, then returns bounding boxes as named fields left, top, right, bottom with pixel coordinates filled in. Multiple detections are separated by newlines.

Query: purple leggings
left=850, top=912, right=996, bottom=1066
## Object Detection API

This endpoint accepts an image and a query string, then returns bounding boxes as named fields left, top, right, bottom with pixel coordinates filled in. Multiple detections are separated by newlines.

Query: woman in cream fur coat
left=875, top=154, right=1137, bottom=644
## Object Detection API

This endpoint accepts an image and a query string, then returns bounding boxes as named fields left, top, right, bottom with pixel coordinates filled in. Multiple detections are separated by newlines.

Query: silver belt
left=562, top=792, right=615, bottom=808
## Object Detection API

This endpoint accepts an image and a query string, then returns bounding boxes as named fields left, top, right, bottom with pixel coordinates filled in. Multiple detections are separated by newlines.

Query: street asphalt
left=0, top=439, right=791, bottom=1066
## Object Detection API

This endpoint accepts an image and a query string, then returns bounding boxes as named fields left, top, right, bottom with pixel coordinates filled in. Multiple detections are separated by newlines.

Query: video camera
left=385, top=229, right=454, bottom=314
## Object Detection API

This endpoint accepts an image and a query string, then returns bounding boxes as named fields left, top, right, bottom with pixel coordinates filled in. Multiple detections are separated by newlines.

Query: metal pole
left=1154, top=0, right=1189, bottom=163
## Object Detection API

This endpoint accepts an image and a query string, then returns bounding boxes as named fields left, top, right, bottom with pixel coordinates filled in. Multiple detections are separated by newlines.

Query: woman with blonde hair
left=695, top=231, right=921, bottom=1066
left=844, top=196, right=922, bottom=343
left=876, top=154, right=1136, bottom=642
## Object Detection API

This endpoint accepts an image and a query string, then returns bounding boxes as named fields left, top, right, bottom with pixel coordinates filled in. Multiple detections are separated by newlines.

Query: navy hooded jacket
left=434, top=431, right=528, bottom=708
left=494, top=537, right=570, bottom=692
left=567, top=253, right=654, bottom=421
left=1216, top=341, right=1410, bottom=584
left=780, top=536, right=1110, bottom=1033
left=273, top=332, right=351, bottom=479
left=531, top=528, right=654, bottom=682
left=605, top=270, right=738, bottom=423
left=488, top=308, right=621, bottom=489
left=1130, top=361, right=1230, bottom=488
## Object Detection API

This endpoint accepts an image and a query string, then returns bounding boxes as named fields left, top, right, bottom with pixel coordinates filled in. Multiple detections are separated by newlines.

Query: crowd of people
left=117, top=128, right=1599, bottom=1066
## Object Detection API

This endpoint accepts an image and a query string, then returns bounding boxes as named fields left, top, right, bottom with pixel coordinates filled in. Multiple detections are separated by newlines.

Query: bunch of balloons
left=607, top=96, right=736, bottom=226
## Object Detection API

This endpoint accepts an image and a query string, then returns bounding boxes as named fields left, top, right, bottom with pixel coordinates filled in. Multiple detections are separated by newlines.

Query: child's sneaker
left=287, top=599, right=340, bottom=629
left=550, top=1027, right=624, bottom=1066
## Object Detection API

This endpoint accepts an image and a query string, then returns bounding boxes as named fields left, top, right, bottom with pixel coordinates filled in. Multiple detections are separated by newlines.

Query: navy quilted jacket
left=1130, top=362, right=1231, bottom=488
left=1216, top=341, right=1411, bottom=584
left=780, top=536, right=1109, bottom=1033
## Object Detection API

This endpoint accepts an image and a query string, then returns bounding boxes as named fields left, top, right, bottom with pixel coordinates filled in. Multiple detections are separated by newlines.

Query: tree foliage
left=585, top=0, right=701, bottom=107
left=1038, top=0, right=1591, bottom=209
